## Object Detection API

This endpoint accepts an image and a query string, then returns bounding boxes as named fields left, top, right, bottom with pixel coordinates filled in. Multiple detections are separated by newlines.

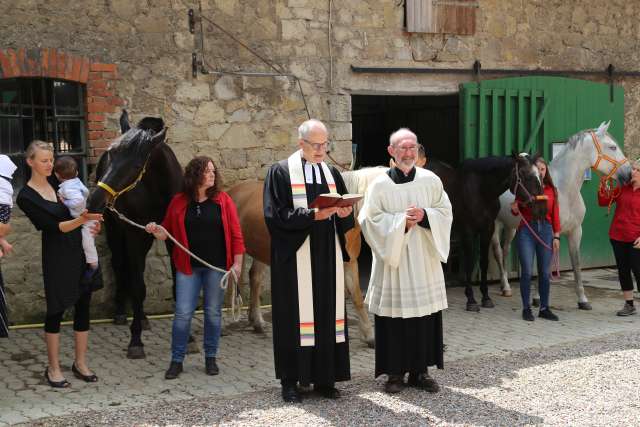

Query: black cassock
left=374, top=167, right=444, bottom=378
left=264, top=159, right=353, bottom=386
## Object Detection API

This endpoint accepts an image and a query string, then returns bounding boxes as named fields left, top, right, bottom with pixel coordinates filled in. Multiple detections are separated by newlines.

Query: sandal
left=44, top=368, right=71, bottom=388
left=72, top=363, right=98, bottom=383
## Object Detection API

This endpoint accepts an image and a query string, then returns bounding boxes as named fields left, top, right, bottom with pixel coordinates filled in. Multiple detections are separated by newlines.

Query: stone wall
left=2, top=0, right=640, bottom=323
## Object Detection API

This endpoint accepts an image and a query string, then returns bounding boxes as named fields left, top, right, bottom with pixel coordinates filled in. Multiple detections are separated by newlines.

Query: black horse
left=87, top=111, right=183, bottom=359
left=429, top=154, right=543, bottom=311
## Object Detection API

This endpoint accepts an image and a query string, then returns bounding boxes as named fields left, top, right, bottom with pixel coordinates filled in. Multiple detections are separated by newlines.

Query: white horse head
left=341, top=167, right=389, bottom=217
left=560, top=122, right=631, bottom=184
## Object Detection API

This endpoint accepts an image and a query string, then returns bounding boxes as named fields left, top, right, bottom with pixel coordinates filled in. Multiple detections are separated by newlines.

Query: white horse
left=492, top=122, right=631, bottom=309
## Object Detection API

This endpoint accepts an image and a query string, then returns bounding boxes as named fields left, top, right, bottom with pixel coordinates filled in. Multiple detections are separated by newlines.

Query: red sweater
left=598, top=183, right=640, bottom=242
left=161, top=192, right=245, bottom=275
left=513, top=184, right=561, bottom=234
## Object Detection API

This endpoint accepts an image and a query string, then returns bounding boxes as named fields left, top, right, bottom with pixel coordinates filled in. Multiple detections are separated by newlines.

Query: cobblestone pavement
left=0, top=268, right=636, bottom=425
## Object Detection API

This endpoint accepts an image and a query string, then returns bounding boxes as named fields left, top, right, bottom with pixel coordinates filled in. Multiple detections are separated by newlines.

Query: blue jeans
left=172, top=268, right=225, bottom=362
left=516, top=221, right=553, bottom=311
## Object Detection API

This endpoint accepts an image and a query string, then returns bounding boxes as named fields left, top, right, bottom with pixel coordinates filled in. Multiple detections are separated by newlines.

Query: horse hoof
left=466, top=303, right=480, bottom=312
left=141, top=318, right=151, bottom=331
left=532, top=298, right=540, bottom=308
left=127, top=346, right=146, bottom=359
left=481, top=299, right=495, bottom=308
left=113, top=314, right=128, bottom=325
left=253, top=324, right=265, bottom=334
left=501, top=290, right=512, bottom=297
left=578, top=302, right=593, bottom=310
left=365, top=338, right=375, bottom=349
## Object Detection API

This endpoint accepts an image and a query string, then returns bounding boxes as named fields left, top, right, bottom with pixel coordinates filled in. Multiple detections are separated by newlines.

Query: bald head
left=298, top=119, right=327, bottom=140
left=389, top=128, right=418, bottom=147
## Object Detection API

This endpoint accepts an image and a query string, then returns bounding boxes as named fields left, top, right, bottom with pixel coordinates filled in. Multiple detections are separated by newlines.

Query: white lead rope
left=106, top=205, right=243, bottom=321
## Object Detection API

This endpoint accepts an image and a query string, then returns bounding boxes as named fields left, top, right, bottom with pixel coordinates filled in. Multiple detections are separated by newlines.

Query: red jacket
left=598, top=183, right=640, bottom=242
left=513, top=184, right=561, bottom=234
left=161, top=191, right=245, bottom=275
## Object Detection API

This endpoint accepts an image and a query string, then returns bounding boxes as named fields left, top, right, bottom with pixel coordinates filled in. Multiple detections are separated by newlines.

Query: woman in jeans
left=511, top=156, right=561, bottom=322
left=598, top=159, right=640, bottom=316
left=145, top=156, right=244, bottom=379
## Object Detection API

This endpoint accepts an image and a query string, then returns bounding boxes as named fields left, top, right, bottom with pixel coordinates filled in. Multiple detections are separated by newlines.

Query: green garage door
left=460, top=76, right=624, bottom=269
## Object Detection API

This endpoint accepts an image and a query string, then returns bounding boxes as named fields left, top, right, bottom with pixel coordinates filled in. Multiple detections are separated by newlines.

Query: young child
left=0, top=155, right=17, bottom=257
left=0, top=154, right=17, bottom=338
left=54, top=156, right=100, bottom=280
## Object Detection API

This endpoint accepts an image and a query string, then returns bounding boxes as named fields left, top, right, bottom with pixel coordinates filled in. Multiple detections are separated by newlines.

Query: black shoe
left=407, top=373, right=440, bottom=393
left=384, top=374, right=404, bottom=394
left=539, top=308, right=559, bottom=321
left=522, top=308, right=535, bottom=322
left=205, top=357, right=219, bottom=376
left=72, top=363, right=98, bottom=382
left=281, top=384, right=302, bottom=403
left=315, top=385, right=341, bottom=399
left=164, top=361, right=183, bottom=380
left=45, top=368, right=71, bottom=388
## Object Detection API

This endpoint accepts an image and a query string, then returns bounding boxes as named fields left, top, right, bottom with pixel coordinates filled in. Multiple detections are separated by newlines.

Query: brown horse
left=227, top=167, right=389, bottom=349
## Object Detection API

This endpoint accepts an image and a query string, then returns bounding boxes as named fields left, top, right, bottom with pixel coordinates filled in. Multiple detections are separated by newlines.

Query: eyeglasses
left=394, top=145, right=418, bottom=152
left=302, top=139, right=330, bottom=151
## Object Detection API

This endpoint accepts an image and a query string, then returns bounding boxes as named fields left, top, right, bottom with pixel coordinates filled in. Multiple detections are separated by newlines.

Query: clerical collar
left=302, top=158, right=322, bottom=184
left=387, top=166, right=416, bottom=184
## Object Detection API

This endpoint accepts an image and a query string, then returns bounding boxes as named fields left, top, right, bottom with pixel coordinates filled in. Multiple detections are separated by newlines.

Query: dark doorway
left=351, top=94, right=461, bottom=289
left=352, top=94, right=460, bottom=168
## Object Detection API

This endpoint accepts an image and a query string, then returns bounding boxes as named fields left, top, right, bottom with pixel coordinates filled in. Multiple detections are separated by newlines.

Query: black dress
left=16, top=184, right=84, bottom=315
left=264, top=159, right=354, bottom=386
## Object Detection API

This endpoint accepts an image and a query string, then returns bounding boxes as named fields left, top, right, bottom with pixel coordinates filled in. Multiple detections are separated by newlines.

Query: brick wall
left=0, top=48, right=122, bottom=163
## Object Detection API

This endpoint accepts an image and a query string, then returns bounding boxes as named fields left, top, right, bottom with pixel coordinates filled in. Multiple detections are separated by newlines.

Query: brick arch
left=0, top=48, right=124, bottom=163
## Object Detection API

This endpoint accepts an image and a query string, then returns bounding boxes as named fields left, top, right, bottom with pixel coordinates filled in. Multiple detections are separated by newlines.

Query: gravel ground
left=26, top=330, right=640, bottom=426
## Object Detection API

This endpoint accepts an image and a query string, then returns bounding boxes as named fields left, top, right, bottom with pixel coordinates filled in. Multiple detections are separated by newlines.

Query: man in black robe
left=263, top=119, right=354, bottom=403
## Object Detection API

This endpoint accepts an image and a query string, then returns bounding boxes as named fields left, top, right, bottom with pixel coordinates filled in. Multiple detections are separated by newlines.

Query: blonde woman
left=16, top=141, right=102, bottom=388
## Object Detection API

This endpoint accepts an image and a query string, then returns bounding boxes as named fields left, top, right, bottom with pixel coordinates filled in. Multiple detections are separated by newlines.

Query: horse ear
left=120, top=110, right=131, bottom=134
left=150, top=127, right=167, bottom=145
left=596, top=120, right=610, bottom=137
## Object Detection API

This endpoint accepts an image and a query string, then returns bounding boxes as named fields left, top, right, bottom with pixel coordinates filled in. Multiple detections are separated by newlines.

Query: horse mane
left=460, top=156, right=513, bottom=173
left=341, top=166, right=388, bottom=217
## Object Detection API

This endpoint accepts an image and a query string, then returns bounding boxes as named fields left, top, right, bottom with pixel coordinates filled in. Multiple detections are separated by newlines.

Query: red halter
left=591, top=131, right=628, bottom=214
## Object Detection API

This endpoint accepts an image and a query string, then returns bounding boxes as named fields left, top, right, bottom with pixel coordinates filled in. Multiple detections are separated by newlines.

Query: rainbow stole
left=287, top=150, right=345, bottom=347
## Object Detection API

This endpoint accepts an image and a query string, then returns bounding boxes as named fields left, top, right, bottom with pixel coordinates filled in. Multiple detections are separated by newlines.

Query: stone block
left=229, top=109, right=251, bottom=123
left=219, top=124, right=260, bottom=149
left=207, top=123, right=231, bottom=140
left=331, top=122, right=352, bottom=141
left=214, top=75, right=238, bottom=101
left=175, top=81, right=211, bottom=102
left=194, top=101, right=225, bottom=124
left=282, top=19, right=307, bottom=41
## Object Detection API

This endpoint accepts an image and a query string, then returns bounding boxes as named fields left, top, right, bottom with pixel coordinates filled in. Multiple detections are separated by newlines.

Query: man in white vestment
left=358, top=128, right=452, bottom=394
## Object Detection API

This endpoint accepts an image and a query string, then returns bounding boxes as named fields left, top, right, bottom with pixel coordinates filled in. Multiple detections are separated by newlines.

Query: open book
left=309, top=193, right=363, bottom=209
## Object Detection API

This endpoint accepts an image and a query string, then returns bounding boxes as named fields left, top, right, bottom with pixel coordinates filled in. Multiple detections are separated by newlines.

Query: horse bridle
left=97, top=153, right=152, bottom=208
left=512, top=159, right=544, bottom=206
left=590, top=130, right=628, bottom=181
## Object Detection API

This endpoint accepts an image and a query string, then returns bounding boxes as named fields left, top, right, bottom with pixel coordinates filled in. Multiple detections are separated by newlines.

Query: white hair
left=298, top=119, right=327, bottom=140
left=389, top=128, right=418, bottom=146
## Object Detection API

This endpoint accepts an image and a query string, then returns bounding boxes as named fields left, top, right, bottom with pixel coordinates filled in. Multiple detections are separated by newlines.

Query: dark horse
left=429, top=154, right=544, bottom=311
left=87, top=111, right=182, bottom=359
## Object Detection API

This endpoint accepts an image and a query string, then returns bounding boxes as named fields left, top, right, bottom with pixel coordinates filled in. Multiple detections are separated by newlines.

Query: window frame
left=0, top=77, right=88, bottom=186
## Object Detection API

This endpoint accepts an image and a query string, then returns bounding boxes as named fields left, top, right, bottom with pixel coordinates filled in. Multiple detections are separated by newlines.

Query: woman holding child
left=16, top=141, right=102, bottom=388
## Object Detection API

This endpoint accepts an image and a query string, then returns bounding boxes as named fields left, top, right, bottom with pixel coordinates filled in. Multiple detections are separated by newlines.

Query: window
left=0, top=78, right=87, bottom=188
left=405, top=0, right=478, bottom=35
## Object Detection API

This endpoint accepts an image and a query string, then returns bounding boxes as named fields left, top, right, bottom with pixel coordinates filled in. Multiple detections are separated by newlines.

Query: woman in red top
left=511, top=156, right=561, bottom=322
left=145, top=156, right=245, bottom=379
left=598, top=159, right=640, bottom=316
